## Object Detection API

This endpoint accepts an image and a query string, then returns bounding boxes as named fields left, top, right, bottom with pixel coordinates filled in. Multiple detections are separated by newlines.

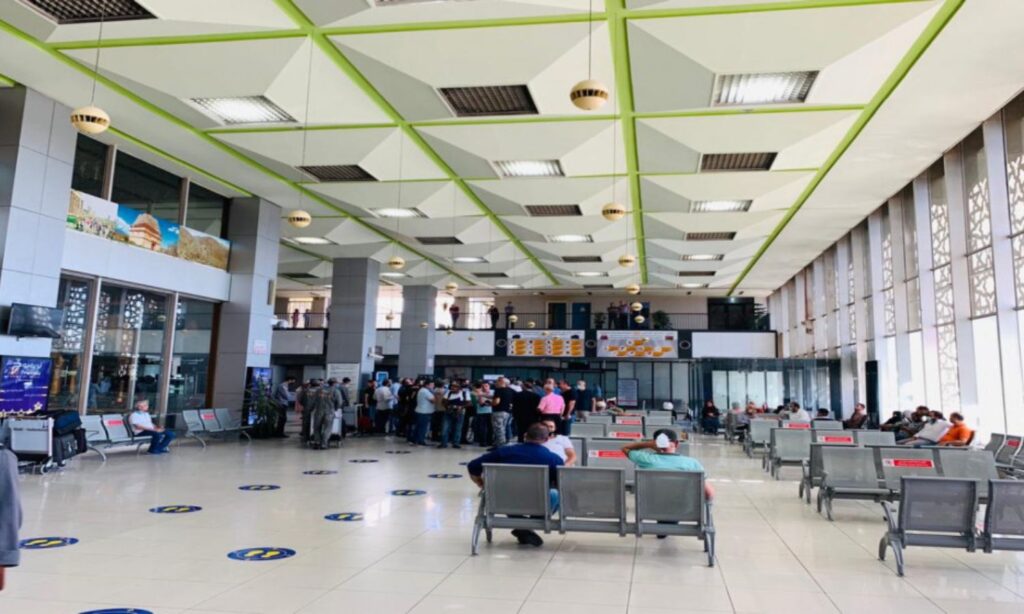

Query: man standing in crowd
left=272, top=375, right=296, bottom=438
left=449, top=302, right=461, bottom=329
left=473, top=381, right=493, bottom=446
left=537, top=381, right=564, bottom=436
left=607, top=302, right=619, bottom=329
left=490, top=377, right=515, bottom=448
left=440, top=380, right=470, bottom=449
left=504, top=301, right=516, bottom=329
left=513, top=379, right=542, bottom=442
left=375, top=379, right=394, bottom=434
left=1, top=443, right=21, bottom=591
left=129, top=399, right=175, bottom=454
left=299, top=379, right=341, bottom=450
left=487, top=304, right=500, bottom=330
left=466, top=423, right=563, bottom=547
left=411, top=380, right=436, bottom=446
left=565, top=379, right=593, bottom=436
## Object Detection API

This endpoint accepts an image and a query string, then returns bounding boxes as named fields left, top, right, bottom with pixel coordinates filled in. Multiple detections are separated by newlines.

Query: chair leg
left=705, top=531, right=716, bottom=567
left=240, top=430, right=252, bottom=444
left=471, top=516, right=482, bottom=556
left=805, top=482, right=812, bottom=505
left=824, top=495, right=834, bottom=521
left=87, top=445, right=107, bottom=462
left=798, top=479, right=805, bottom=500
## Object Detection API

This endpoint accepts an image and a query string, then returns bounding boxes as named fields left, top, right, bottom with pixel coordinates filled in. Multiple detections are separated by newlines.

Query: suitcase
left=44, top=410, right=82, bottom=436
left=73, top=428, right=87, bottom=454
left=331, top=411, right=343, bottom=436
left=52, top=433, right=77, bottom=465
left=10, top=418, right=52, bottom=458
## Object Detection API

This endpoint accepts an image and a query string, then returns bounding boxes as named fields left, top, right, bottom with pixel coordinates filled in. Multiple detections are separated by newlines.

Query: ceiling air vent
left=562, top=256, right=602, bottom=263
left=24, top=0, right=154, bottom=24
left=299, top=165, right=376, bottom=182
left=283, top=273, right=318, bottom=280
left=712, top=71, right=818, bottom=106
left=416, top=236, right=462, bottom=246
left=524, top=205, right=582, bottom=217
left=475, top=272, right=508, bottom=279
left=677, top=271, right=716, bottom=277
left=439, top=85, right=538, bottom=117
left=685, top=232, right=736, bottom=241
left=700, top=153, right=776, bottom=172
left=583, top=284, right=614, bottom=289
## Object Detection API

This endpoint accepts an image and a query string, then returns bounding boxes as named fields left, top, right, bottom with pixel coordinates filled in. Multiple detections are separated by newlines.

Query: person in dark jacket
left=701, top=400, right=721, bottom=435
left=0, top=446, right=21, bottom=591
left=512, top=379, right=542, bottom=442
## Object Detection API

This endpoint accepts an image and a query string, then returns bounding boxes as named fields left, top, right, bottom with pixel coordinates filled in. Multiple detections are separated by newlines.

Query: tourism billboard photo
left=0, top=356, right=53, bottom=414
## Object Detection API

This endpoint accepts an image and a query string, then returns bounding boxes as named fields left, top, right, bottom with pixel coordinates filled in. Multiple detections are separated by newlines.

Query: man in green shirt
left=621, top=429, right=715, bottom=501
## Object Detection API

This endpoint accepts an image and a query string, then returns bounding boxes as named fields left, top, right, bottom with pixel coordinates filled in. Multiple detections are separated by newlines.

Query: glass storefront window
left=186, top=183, right=227, bottom=238
left=89, top=284, right=167, bottom=413
left=168, top=298, right=215, bottom=413
left=48, top=278, right=92, bottom=410
left=111, top=152, right=181, bottom=224
left=71, top=135, right=106, bottom=198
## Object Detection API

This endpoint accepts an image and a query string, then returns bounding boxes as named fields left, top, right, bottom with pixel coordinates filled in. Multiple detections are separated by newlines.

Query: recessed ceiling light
left=679, top=283, right=708, bottom=289
left=547, top=234, right=593, bottom=243
left=681, top=254, right=724, bottom=261
left=292, top=237, right=331, bottom=245
left=495, top=284, right=521, bottom=289
left=190, top=96, right=295, bottom=125
left=374, top=208, right=424, bottom=218
left=576, top=272, right=608, bottom=277
left=712, top=71, right=818, bottom=106
left=690, top=200, right=752, bottom=213
left=380, top=272, right=408, bottom=278
left=453, top=256, right=487, bottom=264
left=493, top=160, right=564, bottom=178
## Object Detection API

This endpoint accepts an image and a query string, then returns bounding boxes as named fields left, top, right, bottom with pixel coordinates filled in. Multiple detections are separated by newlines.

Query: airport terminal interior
left=2, top=0, right=1024, bottom=612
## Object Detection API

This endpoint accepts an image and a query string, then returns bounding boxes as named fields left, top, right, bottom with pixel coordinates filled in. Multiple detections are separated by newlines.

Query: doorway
left=571, top=302, right=591, bottom=329
left=547, top=302, right=567, bottom=329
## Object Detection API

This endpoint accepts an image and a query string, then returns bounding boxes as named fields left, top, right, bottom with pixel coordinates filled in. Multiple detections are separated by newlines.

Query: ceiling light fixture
left=690, top=200, right=752, bottom=213
left=547, top=234, right=593, bottom=243
left=569, top=0, right=609, bottom=110
left=374, top=208, right=423, bottom=218
left=680, top=283, right=708, bottom=289
left=70, top=10, right=111, bottom=135
left=287, top=210, right=312, bottom=228
left=712, top=71, right=818, bottom=106
left=576, top=272, right=607, bottom=277
left=681, top=254, right=724, bottom=261
left=453, top=256, right=487, bottom=264
left=493, top=160, right=564, bottom=178
left=495, top=284, right=521, bottom=290
left=381, top=272, right=407, bottom=278
left=292, top=237, right=331, bottom=245
left=190, top=96, right=295, bottom=125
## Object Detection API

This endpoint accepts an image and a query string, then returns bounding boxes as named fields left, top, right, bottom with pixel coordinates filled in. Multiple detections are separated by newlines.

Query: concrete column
left=867, top=210, right=895, bottom=409
left=888, top=193, right=915, bottom=408
left=0, top=88, right=76, bottom=358
left=851, top=224, right=869, bottom=402
left=398, top=285, right=437, bottom=378
left=326, top=258, right=380, bottom=384
left=913, top=172, right=943, bottom=409
left=212, top=197, right=280, bottom=409
left=835, top=236, right=856, bottom=411
left=943, top=147, right=979, bottom=414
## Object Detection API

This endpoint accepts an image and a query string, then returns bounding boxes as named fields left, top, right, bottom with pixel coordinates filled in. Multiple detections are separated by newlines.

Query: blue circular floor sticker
left=429, top=473, right=463, bottom=479
left=303, top=470, right=338, bottom=475
left=149, top=505, right=202, bottom=514
left=385, top=450, right=411, bottom=455
left=390, top=489, right=426, bottom=496
left=349, top=459, right=378, bottom=463
left=227, top=547, right=296, bottom=562
left=325, top=512, right=364, bottom=522
left=20, top=537, right=78, bottom=550
left=239, top=484, right=280, bottom=491
left=80, top=609, right=154, bottom=614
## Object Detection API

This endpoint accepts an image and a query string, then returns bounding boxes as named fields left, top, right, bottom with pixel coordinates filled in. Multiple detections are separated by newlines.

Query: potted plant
left=245, top=384, right=279, bottom=439
left=652, top=310, right=672, bottom=330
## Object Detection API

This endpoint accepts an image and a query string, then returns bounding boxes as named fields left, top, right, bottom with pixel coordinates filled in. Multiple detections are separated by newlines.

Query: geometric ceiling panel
left=629, top=2, right=940, bottom=112
left=297, top=0, right=592, bottom=29
left=468, top=177, right=632, bottom=217
left=636, top=110, right=858, bottom=173
left=331, top=22, right=615, bottom=121
left=640, top=171, right=814, bottom=214
left=308, top=180, right=480, bottom=219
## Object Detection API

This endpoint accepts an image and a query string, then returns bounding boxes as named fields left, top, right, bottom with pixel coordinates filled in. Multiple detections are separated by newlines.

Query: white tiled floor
left=5, top=434, right=1024, bottom=613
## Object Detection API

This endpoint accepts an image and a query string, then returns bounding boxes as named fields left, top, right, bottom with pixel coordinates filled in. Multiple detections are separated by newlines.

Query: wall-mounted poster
left=507, top=330, right=585, bottom=357
left=0, top=356, right=52, bottom=414
left=68, top=190, right=230, bottom=270
left=596, top=331, right=678, bottom=359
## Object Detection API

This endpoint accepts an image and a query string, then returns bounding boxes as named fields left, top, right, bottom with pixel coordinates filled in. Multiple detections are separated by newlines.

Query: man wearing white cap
left=621, top=429, right=715, bottom=501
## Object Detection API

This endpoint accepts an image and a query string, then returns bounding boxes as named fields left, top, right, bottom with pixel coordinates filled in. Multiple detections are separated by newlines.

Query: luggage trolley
left=8, top=416, right=57, bottom=474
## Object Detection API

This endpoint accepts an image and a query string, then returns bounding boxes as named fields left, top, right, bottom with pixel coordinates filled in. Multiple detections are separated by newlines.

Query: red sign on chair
left=201, top=413, right=216, bottom=420
left=785, top=423, right=811, bottom=429
left=104, top=419, right=123, bottom=427
left=882, top=459, right=935, bottom=468
left=617, top=418, right=642, bottom=426
left=589, top=450, right=626, bottom=459
left=609, top=431, right=642, bottom=439
left=1008, top=440, right=1021, bottom=448
left=821, top=436, right=854, bottom=443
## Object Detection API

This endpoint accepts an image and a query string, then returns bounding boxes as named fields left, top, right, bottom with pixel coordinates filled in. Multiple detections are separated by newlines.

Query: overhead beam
left=727, top=0, right=965, bottom=295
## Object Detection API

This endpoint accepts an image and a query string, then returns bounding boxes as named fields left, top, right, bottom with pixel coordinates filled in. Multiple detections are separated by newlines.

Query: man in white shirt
left=788, top=402, right=811, bottom=423
left=374, top=380, right=394, bottom=434
left=539, top=418, right=577, bottom=466
left=129, top=399, right=175, bottom=454
left=900, top=410, right=952, bottom=447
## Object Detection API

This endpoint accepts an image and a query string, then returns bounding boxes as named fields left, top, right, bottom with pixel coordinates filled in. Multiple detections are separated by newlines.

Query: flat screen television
left=7, top=303, right=64, bottom=339
left=0, top=356, right=52, bottom=413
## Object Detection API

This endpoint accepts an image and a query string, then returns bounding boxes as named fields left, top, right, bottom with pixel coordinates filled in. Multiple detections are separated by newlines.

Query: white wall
left=375, top=329, right=495, bottom=356
left=271, top=328, right=324, bottom=355
left=691, top=332, right=777, bottom=358
left=63, top=230, right=231, bottom=301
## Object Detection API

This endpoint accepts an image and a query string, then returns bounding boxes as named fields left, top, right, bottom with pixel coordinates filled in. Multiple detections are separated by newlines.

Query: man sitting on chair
left=466, top=423, right=563, bottom=547
left=129, top=399, right=175, bottom=454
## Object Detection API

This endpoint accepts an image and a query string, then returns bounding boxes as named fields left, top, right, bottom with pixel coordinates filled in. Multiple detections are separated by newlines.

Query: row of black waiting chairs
left=82, top=409, right=250, bottom=461
left=879, top=476, right=1024, bottom=575
left=472, top=464, right=714, bottom=566
left=982, top=433, right=1024, bottom=475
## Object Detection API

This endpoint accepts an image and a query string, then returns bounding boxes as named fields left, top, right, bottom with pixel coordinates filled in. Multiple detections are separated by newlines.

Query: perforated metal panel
left=686, top=232, right=736, bottom=241
left=415, top=236, right=463, bottom=245
left=524, top=205, right=582, bottom=217
left=700, top=152, right=776, bottom=172
left=24, top=0, right=153, bottom=24
left=439, top=85, right=538, bottom=117
left=562, top=256, right=603, bottom=263
left=298, top=165, right=376, bottom=182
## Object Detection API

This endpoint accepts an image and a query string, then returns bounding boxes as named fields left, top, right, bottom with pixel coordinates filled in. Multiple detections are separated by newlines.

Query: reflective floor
left=5, top=432, right=1024, bottom=613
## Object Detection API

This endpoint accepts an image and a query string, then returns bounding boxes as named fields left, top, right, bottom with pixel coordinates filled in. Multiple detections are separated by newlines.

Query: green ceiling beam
left=0, top=73, right=15, bottom=87
left=608, top=0, right=647, bottom=285
left=727, top=0, right=964, bottom=295
left=623, top=0, right=936, bottom=21
left=109, top=126, right=252, bottom=196
left=322, top=13, right=607, bottom=36
left=272, top=0, right=560, bottom=286
left=50, top=29, right=305, bottom=50
left=0, top=18, right=473, bottom=287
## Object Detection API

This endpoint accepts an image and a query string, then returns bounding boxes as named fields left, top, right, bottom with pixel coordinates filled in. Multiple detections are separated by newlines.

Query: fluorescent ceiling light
left=190, top=96, right=295, bottom=125
left=690, top=200, right=752, bottom=213
left=681, top=254, right=724, bottom=261
left=679, top=283, right=708, bottom=289
left=374, top=208, right=424, bottom=218
left=292, top=237, right=331, bottom=245
left=712, top=71, right=818, bottom=106
left=576, top=272, right=608, bottom=277
left=495, top=284, right=521, bottom=289
left=547, top=234, right=593, bottom=243
left=453, top=256, right=487, bottom=264
left=493, top=160, right=564, bottom=178
left=381, top=272, right=408, bottom=278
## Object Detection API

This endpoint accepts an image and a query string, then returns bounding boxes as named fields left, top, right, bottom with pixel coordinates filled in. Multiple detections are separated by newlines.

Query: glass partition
left=168, top=298, right=215, bottom=413
left=48, top=277, right=93, bottom=410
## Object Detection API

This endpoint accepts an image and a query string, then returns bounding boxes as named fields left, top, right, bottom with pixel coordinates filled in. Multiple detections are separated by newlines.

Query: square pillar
left=398, top=285, right=437, bottom=378
left=326, top=258, right=380, bottom=384
left=212, top=197, right=280, bottom=409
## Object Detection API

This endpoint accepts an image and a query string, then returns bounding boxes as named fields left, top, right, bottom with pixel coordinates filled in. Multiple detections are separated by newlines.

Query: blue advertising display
left=0, top=356, right=52, bottom=414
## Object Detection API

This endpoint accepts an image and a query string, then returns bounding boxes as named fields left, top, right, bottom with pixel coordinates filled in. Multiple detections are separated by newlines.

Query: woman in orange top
left=938, top=412, right=973, bottom=446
